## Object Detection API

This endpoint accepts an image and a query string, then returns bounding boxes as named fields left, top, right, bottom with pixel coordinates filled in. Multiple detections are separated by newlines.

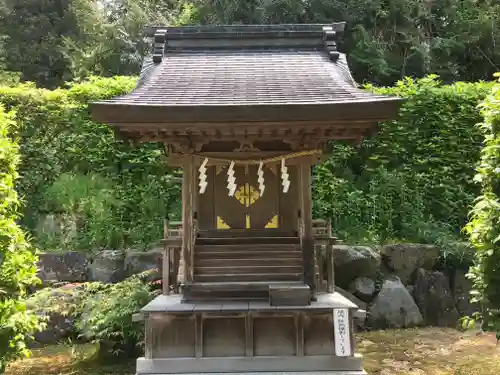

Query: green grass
left=6, top=328, right=500, bottom=375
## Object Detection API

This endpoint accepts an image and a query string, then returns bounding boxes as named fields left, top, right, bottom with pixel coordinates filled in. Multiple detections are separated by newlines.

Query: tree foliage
left=0, top=105, right=39, bottom=373
left=192, top=0, right=500, bottom=83
left=465, top=73, right=500, bottom=338
left=0, top=0, right=85, bottom=88
left=0, top=0, right=499, bottom=87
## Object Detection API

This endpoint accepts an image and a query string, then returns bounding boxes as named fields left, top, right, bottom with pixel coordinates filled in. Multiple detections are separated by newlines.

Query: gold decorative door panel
left=214, top=165, right=279, bottom=229
left=214, top=166, right=246, bottom=229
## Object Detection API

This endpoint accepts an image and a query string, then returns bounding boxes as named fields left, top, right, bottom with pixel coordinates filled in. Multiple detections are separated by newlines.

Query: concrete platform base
left=136, top=355, right=366, bottom=374
left=137, top=372, right=367, bottom=375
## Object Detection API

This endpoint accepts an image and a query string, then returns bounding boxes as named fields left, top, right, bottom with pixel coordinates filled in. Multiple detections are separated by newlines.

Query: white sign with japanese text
left=333, top=308, right=351, bottom=357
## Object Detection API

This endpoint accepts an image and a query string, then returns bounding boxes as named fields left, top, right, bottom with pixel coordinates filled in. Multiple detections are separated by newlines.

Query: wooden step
left=198, top=229, right=298, bottom=238
left=195, top=265, right=302, bottom=275
left=182, top=281, right=306, bottom=302
left=194, top=251, right=302, bottom=259
left=196, top=257, right=303, bottom=267
left=196, top=250, right=302, bottom=259
left=195, top=273, right=303, bottom=283
left=196, top=237, right=300, bottom=245
left=269, top=284, right=311, bottom=306
left=183, top=289, right=268, bottom=301
left=185, top=281, right=305, bottom=291
left=195, top=243, right=301, bottom=252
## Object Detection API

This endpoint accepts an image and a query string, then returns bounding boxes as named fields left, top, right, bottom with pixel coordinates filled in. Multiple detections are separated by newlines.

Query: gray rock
left=348, top=277, right=376, bottom=302
left=88, top=250, right=126, bottom=283
left=124, top=249, right=162, bottom=281
left=406, top=285, right=415, bottom=295
left=336, top=287, right=367, bottom=331
left=33, top=312, right=74, bottom=346
left=37, top=252, right=89, bottom=283
left=35, top=213, right=80, bottom=245
left=413, top=269, right=459, bottom=327
left=366, top=276, right=423, bottom=329
left=381, top=243, right=440, bottom=284
left=453, top=270, right=480, bottom=317
left=334, top=245, right=381, bottom=288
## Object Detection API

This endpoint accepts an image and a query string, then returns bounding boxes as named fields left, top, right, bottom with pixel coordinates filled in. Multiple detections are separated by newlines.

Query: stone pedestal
left=137, top=293, right=366, bottom=375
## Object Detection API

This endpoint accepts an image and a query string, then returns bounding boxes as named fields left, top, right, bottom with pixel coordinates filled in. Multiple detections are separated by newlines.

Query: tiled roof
left=114, top=52, right=373, bottom=106
left=91, top=24, right=401, bottom=124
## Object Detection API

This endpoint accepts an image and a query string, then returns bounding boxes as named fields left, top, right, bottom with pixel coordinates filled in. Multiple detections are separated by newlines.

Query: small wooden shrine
left=91, top=23, right=401, bottom=375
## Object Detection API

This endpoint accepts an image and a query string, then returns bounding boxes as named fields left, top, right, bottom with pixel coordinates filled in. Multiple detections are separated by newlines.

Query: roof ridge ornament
left=152, top=29, right=167, bottom=63
left=323, top=25, right=340, bottom=62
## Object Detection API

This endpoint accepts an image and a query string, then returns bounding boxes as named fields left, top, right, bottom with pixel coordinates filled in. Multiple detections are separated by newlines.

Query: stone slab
left=141, top=293, right=357, bottom=313
left=137, top=354, right=365, bottom=374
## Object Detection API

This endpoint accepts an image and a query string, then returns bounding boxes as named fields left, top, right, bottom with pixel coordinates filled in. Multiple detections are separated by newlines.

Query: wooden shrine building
left=91, top=23, right=401, bottom=375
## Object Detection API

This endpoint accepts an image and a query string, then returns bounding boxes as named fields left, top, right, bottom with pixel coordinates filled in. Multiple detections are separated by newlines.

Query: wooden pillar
left=299, top=164, right=316, bottom=295
left=163, top=219, right=170, bottom=295
left=182, top=157, right=195, bottom=283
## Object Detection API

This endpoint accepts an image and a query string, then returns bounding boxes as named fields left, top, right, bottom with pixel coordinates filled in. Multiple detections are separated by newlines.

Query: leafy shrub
left=0, top=105, right=40, bottom=372
left=314, top=76, right=493, bottom=266
left=26, top=282, right=105, bottom=340
left=465, top=73, right=500, bottom=339
left=26, top=272, right=159, bottom=357
left=76, top=272, right=159, bottom=357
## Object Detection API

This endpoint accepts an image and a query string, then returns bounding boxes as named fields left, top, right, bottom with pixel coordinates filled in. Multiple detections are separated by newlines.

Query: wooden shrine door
left=214, top=165, right=280, bottom=230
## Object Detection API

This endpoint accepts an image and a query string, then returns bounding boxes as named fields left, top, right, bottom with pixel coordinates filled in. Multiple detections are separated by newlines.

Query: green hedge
left=466, top=73, right=500, bottom=338
left=0, top=77, right=181, bottom=251
left=0, top=75, right=494, bottom=258
left=0, top=105, right=39, bottom=373
left=314, top=76, right=493, bottom=265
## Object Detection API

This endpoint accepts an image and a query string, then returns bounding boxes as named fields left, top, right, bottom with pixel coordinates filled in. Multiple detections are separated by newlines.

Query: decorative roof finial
left=152, top=29, right=167, bottom=63
left=323, top=26, right=339, bottom=62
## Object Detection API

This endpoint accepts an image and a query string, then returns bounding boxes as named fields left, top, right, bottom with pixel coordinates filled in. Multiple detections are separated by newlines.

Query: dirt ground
left=358, top=328, right=500, bottom=375
left=6, top=328, right=500, bottom=375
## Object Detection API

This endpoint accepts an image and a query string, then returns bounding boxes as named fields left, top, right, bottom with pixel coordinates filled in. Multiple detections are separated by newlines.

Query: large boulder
left=452, top=270, right=480, bottom=317
left=381, top=244, right=440, bottom=284
left=37, top=252, right=89, bottom=284
left=366, top=276, right=423, bottom=329
left=348, top=276, right=376, bottom=303
left=334, top=245, right=380, bottom=289
left=124, top=249, right=162, bottom=281
left=88, top=250, right=126, bottom=283
left=413, top=269, right=459, bottom=327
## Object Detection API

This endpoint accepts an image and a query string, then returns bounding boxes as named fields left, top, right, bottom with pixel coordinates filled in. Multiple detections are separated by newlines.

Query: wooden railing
left=312, top=219, right=337, bottom=293
left=162, top=219, right=182, bottom=294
